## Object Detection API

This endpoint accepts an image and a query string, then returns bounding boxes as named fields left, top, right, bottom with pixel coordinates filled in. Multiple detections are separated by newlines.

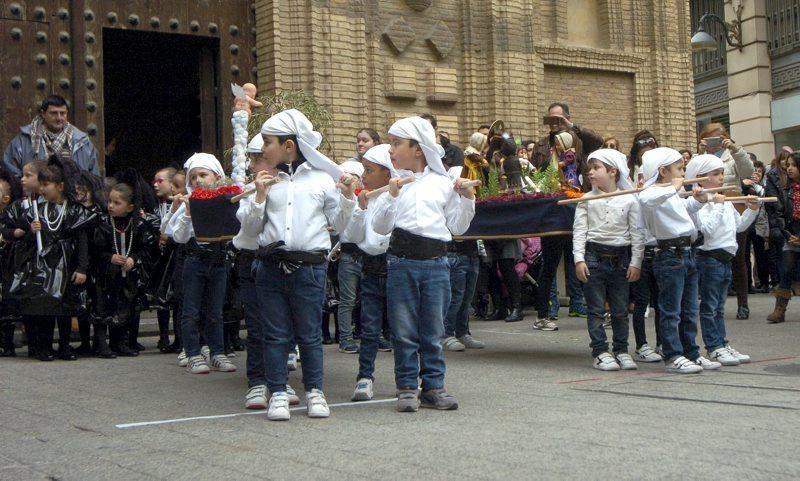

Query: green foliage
left=247, top=90, right=334, bottom=154
left=532, top=161, right=561, bottom=193
left=480, top=167, right=502, bottom=197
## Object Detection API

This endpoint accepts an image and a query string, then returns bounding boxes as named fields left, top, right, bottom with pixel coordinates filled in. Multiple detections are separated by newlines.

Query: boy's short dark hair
left=40, top=94, right=69, bottom=112
left=753, top=160, right=765, bottom=171
left=418, top=113, right=437, bottom=129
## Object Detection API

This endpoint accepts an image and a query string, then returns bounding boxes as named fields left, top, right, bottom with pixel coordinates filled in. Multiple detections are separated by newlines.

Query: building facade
left=2, top=1, right=697, bottom=173
left=692, top=0, right=800, bottom=163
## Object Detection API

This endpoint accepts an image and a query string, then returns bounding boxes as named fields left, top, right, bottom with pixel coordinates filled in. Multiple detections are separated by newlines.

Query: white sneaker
left=442, top=336, right=465, bottom=352
left=267, top=392, right=291, bottom=421
left=593, top=352, right=620, bottom=371
left=187, top=355, right=210, bottom=374
left=615, top=353, right=638, bottom=370
left=533, top=318, right=559, bottom=331
left=306, top=389, right=330, bottom=418
left=286, top=384, right=301, bottom=405
left=645, top=306, right=651, bottom=318
left=725, top=345, right=751, bottom=363
left=352, top=378, right=374, bottom=401
left=177, top=349, right=188, bottom=367
left=694, top=356, right=722, bottom=370
left=245, top=385, right=267, bottom=410
left=458, top=334, right=486, bottom=349
left=200, top=345, right=210, bottom=363
left=708, top=347, right=740, bottom=366
left=210, top=354, right=237, bottom=372
left=655, top=345, right=664, bottom=358
left=634, top=344, right=663, bottom=363
left=666, top=356, right=703, bottom=374
left=287, top=353, right=298, bottom=371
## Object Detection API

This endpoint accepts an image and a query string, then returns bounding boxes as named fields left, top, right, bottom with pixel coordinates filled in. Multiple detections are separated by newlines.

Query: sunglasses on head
left=636, top=137, right=656, bottom=146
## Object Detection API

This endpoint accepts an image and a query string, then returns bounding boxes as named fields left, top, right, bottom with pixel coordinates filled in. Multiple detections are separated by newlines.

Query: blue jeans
left=444, top=254, right=479, bottom=338
left=387, top=255, right=450, bottom=391
left=582, top=252, right=631, bottom=357
left=653, top=248, right=700, bottom=362
left=696, top=255, right=730, bottom=352
left=336, top=253, right=362, bottom=340
left=631, top=249, right=661, bottom=348
left=237, top=253, right=265, bottom=387
left=357, top=272, right=386, bottom=381
left=564, top=247, right=586, bottom=314
left=181, top=255, right=228, bottom=357
left=256, top=259, right=327, bottom=393
left=548, top=280, right=559, bottom=317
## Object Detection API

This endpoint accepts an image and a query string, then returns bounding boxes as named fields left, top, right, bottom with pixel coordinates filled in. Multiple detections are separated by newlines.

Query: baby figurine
left=233, top=82, right=264, bottom=114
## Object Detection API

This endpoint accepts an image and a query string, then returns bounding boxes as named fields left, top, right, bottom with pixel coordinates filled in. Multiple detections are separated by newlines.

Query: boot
left=129, top=314, right=145, bottom=351
left=504, top=306, right=524, bottom=323
left=489, top=306, right=508, bottom=321
left=37, top=319, right=56, bottom=362
left=112, top=326, right=139, bottom=357
left=0, top=322, right=16, bottom=357
left=767, top=288, right=791, bottom=324
left=94, top=324, right=116, bottom=359
left=74, top=315, right=93, bottom=355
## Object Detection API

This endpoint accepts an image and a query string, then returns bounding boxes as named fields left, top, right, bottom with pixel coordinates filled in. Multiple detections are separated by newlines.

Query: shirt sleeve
left=171, top=212, right=194, bottom=244
left=736, top=205, right=759, bottom=233
left=628, top=200, right=644, bottom=269
left=237, top=196, right=266, bottom=240
left=323, top=182, right=356, bottom=235
left=370, top=192, right=398, bottom=235
left=696, top=203, right=725, bottom=237
left=732, top=147, right=755, bottom=180
left=444, top=190, right=476, bottom=236
left=572, top=200, right=589, bottom=264
left=638, top=185, right=679, bottom=207
left=341, top=207, right=367, bottom=244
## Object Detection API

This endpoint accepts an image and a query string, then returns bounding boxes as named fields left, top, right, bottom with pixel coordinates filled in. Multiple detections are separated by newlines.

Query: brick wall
left=253, top=0, right=696, bottom=162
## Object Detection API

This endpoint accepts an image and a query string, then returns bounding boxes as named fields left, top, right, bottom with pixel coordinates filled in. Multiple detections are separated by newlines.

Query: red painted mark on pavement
left=749, top=356, right=798, bottom=364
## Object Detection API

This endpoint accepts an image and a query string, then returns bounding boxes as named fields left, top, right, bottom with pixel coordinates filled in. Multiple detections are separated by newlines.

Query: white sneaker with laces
left=694, top=356, right=722, bottom=370
left=615, top=353, right=638, bottom=370
left=177, top=349, right=188, bottom=367
left=267, top=392, right=290, bottom=421
left=458, top=334, right=486, bottom=349
left=187, top=355, right=210, bottom=374
left=593, top=352, right=620, bottom=371
left=306, top=389, right=330, bottom=418
left=634, top=344, right=663, bottom=363
left=708, top=347, right=740, bottom=366
left=352, top=378, right=374, bottom=401
left=245, top=385, right=267, bottom=410
left=200, top=345, right=210, bottom=363
left=287, top=353, right=298, bottom=371
left=666, top=356, right=703, bottom=374
left=442, top=336, right=465, bottom=352
left=533, top=318, right=559, bottom=331
left=725, top=344, right=751, bottom=363
left=286, top=385, right=301, bottom=405
left=211, top=354, right=237, bottom=372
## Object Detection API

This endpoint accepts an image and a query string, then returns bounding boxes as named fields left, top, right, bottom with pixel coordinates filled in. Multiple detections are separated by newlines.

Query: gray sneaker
left=442, top=336, right=465, bottom=352
left=420, top=388, right=459, bottom=410
left=339, top=338, right=359, bottom=354
left=458, top=334, right=485, bottom=349
left=396, top=389, right=420, bottom=412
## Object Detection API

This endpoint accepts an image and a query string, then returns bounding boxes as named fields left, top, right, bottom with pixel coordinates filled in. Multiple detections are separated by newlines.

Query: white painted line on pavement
left=115, top=397, right=396, bottom=429
left=471, top=328, right=540, bottom=337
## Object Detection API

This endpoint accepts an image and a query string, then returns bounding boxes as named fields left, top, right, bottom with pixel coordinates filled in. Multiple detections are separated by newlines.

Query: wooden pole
left=365, top=176, right=416, bottom=199
left=556, top=177, right=710, bottom=205
left=229, top=177, right=281, bottom=203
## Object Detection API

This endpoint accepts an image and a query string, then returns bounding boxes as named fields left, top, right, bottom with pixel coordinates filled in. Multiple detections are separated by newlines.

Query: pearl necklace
left=111, top=216, right=133, bottom=257
left=43, top=201, right=67, bottom=232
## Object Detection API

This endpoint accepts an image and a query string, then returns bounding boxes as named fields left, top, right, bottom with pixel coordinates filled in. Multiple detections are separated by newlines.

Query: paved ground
left=1, top=293, right=798, bottom=481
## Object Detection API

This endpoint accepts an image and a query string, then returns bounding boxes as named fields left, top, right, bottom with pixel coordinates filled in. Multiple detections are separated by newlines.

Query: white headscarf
left=641, top=147, right=683, bottom=187
left=684, top=154, right=723, bottom=187
left=362, top=144, right=397, bottom=178
left=388, top=116, right=447, bottom=176
left=246, top=134, right=264, bottom=154
left=340, top=160, right=365, bottom=178
left=588, top=148, right=632, bottom=190
left=183, top=153, right=225, bottom=194
left=261, top=109, right=343, bottom=180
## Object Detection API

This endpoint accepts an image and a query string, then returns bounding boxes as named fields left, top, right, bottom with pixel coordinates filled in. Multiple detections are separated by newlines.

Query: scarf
left=641, top=147, right=683, bottom=187
left=261, top=109, right=343, bottom=181
left=363, top=144, right=397, bottom=178
left=388, top=117, right=447, bottom=176
left=31, top=115, right=73, bottom=161
left=792, top=183, right=800, bottom=221
left=587, top=148, right=632, bottom=190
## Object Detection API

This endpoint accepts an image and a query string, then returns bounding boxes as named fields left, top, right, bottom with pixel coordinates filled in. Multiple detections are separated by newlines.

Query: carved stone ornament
left=404, top=0, right=432, bottom=12
left=425, top=21, right=454, bottom=59
left=382, top=17, right=415, bottom=55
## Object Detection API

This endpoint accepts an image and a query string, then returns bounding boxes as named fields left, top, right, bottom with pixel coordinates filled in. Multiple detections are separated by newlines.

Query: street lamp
left=691, top=9, right=743, bottom=52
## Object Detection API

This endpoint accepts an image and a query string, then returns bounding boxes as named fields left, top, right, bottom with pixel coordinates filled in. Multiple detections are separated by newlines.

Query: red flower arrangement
left=190, top=184, right=243, bottom=200
left=476, top=192, right=566, bottom=205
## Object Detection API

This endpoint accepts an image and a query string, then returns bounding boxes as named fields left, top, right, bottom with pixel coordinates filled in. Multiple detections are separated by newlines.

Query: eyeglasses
left=636, top=137, right=656, bottom=146
left=604, top=143, right=617, bottom=149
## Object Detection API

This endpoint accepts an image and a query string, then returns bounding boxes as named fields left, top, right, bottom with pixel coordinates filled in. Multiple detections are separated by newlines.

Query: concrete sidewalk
left=1, top=293, right=798, bottom=480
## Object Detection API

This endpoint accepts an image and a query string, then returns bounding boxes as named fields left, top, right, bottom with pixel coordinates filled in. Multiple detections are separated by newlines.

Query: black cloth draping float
left=454, top=193, right=576, bottom=240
